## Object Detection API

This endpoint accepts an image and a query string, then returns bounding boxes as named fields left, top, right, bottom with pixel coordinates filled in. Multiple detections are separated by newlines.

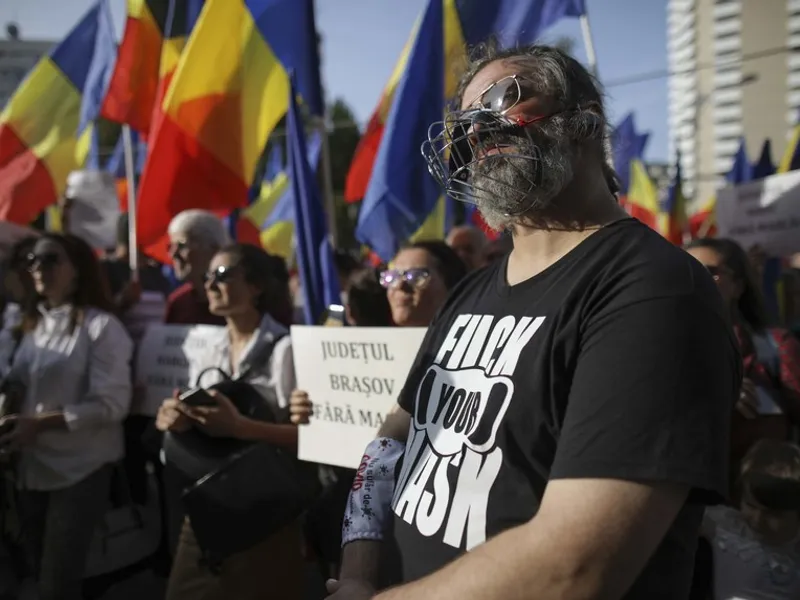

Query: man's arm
left=339, top=403, right=411, bottom=586
left=376, top=478, right=687, bottom=600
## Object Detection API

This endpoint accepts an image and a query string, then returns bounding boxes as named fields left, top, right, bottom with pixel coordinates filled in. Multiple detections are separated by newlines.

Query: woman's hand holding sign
left=290, top=389, right=314, bottom=425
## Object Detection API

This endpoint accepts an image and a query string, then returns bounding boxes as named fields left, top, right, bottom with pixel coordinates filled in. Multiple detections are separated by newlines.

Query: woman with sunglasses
left=686, top=238, right=800, bottom=476
left=156, top=243, right=303, bottom=600
left=0, top=233, right=133, bottom=600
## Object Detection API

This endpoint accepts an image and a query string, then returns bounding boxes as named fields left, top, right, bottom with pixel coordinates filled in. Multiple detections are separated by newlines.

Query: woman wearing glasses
left=686, top=238, right=800, bottom=479
left=0, top=233, right=133, bottom=600
left=156, top=243, right=303, bottom=600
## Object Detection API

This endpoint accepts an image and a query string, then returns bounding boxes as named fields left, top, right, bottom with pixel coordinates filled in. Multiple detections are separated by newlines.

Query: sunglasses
left=26, top=252, right=61, bottom=272
left=203, top=265, right=238, bottom=285
left=467, top=74, right=540, bottom=116
left=379, top=268, right=431, bottom=290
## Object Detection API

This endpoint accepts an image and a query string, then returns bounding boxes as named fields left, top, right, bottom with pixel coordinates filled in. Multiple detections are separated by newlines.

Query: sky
left=0, top=0, right=670, bottom=162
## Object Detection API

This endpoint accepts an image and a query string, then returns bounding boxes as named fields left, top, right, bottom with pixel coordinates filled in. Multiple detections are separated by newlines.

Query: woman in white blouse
left=0, top=233, right=133, bottom=600
left=156, top=243, right=303, bottom=600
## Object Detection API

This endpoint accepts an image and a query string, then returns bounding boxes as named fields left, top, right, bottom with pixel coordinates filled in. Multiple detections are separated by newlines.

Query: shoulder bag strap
left=194, top=366, right=232, bottom=389
left=235, top=332, right=286, bottom=382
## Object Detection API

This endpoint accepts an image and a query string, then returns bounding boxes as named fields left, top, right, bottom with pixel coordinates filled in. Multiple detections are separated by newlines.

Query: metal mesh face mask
left=422, top=108, right=550, bottom=211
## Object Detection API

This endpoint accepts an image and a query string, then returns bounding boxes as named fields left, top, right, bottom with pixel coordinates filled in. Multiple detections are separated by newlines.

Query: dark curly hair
left=216, top=244, right=293, bottom=327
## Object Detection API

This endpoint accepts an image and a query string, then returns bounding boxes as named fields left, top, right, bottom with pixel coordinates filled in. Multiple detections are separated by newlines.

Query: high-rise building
left=667, top=0, right=797, bottom=204
left=0, top=33, right=53, bottom=110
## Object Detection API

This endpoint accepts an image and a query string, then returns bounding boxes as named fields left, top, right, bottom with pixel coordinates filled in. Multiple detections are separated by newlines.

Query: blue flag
left=727, top=138, right=752, bottom=185
left=455, top=0, right=586, bottom=48
left=49, top=0, right=117, bottom=135
left=752, top=139, right=775, bottom=180
left=355, top=0, right=444, bottom=260
left=611, top=113, right=649, bottom=194
left=287, top=76, right=340, bottom=324
left=105, top=130, right=146, bottom=178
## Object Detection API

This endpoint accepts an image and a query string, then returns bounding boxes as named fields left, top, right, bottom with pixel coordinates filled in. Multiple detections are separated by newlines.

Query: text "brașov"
left=321, top=341, right=395, bottom=363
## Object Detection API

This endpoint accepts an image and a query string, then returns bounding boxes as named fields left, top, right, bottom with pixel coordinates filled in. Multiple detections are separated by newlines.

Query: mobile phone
left=178, top=387, right=216, bottom=408
left=322, top=303, right=346, bottom=327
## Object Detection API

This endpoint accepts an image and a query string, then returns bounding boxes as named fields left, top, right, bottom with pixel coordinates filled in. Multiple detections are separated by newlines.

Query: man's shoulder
left=588, top=219, right=719, bottom=309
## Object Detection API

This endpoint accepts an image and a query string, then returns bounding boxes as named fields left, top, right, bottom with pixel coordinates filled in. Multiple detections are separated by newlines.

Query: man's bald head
left=446, top=225, right=488, bottom=271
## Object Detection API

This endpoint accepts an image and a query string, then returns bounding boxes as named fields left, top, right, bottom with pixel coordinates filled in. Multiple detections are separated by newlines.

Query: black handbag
left=162, top=368, right=271, bottom=483
left=162, top=335, right=319, bottom=566
left=180, top=378, right=319, bottom=567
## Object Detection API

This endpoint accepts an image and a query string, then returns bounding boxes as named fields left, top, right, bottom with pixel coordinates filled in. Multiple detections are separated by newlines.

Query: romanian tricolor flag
left=0, top=0, right=115, bottom=225
left=136, top=0, right=323, bottom=258
left=611, top=113, right=649, bottom=195
left=658, top=153, right=687, bottom=245
left=354, top=0, right=586, bottom=259
left=242, top=132, right=323, bottom=259
left=626, top=159, right=659, bottom=231
left=101, top=0, right=204, bottom=134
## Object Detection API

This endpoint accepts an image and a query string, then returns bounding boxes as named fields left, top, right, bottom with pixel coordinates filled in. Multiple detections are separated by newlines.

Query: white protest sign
left=292, top=325, right=427, bottom=468
left=133, top=323, right=226, bottom=416
left=717, top=170, right=800, bottom=256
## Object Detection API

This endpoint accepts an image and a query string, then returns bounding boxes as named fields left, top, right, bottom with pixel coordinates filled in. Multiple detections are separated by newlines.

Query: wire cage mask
left=421, top=107, right=554, bottom=216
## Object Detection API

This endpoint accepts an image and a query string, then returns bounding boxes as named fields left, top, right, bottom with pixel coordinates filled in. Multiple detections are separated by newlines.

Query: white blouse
left=9, top=305, right=133, bottom=491
left=187, top=313, right=296, bottom=422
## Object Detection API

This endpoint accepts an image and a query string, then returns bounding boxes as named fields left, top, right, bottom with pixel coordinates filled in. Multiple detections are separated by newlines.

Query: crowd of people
left=0, top=43, right=798, bottom=600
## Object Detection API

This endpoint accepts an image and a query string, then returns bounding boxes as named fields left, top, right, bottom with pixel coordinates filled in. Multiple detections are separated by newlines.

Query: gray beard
left=470, top=139, right=574, bottom=231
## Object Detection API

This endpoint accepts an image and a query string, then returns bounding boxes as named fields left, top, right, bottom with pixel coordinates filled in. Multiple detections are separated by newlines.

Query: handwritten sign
left=292, top=325, right=427, bottom=468
left=717, top=170, right=800, bottom=256
left=133, top=323, right=226, bottom=416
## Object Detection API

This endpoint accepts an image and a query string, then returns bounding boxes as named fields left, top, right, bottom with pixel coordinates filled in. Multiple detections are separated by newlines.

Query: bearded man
left=328, top=44, right=740, bottom=600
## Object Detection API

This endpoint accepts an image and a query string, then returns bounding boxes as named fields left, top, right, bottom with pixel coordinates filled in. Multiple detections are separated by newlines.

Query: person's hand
left=290, top=390, right=314, bottom=425
left=736, top=377, right=759, bottom=419
left=0, top=415, right=42, bottom=451
left=155, top=392, right=192, bottom=433
left=189, top=390, right=244, bottom=438
left=325, top=578, right=376, bottom=600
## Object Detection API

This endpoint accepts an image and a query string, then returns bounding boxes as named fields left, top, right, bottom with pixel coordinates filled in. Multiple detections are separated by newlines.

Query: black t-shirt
left=390, top=218, right=740, bottom=598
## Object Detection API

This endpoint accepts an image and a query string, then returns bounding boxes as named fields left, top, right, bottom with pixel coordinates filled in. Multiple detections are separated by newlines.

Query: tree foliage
left=325, top=98, right=361, bottom=247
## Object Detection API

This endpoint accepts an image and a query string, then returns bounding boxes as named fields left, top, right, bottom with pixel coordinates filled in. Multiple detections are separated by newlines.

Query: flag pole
left=121, top=124, right=139, bottom=282
left=317, top=114, right=339, bottom=249
left=579, top=14, right=599, bottom=77
left=697, top=212, right=715, bottom=238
